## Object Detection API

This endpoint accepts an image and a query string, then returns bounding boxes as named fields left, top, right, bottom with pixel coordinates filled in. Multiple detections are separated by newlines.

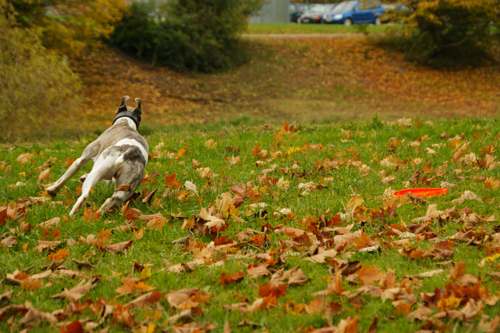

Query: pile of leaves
left=2, top=117, right=500, bottom=332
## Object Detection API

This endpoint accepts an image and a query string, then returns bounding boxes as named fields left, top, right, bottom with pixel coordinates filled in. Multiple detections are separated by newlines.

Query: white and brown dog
left=47, top=96, right=149, bottom=217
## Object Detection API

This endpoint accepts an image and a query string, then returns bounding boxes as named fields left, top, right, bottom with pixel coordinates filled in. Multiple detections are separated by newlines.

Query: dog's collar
left=113, top=111, right=140, bottom=129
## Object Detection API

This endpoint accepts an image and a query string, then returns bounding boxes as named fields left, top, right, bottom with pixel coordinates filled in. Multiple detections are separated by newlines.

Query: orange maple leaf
left=48, top=248, right=69, bottom=261
left=176, top=146, right=188, bottom=159
left=83, top=207, right=101, bottom=222
left=357, top=264, right=385, bottom=285
left=258, top=282, right=287, bottom=298
left=219, top=271, right=245, bottom=285
left=165, top=173, right=181, bottom=188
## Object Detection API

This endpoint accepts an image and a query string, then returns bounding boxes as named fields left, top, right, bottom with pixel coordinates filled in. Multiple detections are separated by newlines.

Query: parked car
left=298, top=4, right=337, bottom=24
left=380, top=3, right=413, bottom=23
left=323, top=1, right=384, bottom=26
left=289, top=3, right=313, bottom=23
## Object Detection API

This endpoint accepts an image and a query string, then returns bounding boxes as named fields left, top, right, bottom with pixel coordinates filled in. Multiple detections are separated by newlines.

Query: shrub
left=108, top=0, right=266, bottom=72
left=378, top=0, right=500, bottom=67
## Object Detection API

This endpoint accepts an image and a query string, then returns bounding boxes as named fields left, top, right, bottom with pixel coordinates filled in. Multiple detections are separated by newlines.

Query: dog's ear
left=116, top=96, right=129, bottom=114
left=133, top=98, right=142, bottom=122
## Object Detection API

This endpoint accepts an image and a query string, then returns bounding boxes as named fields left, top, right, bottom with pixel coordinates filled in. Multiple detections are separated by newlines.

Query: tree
left=8, top=0, right=128, bottom=52
left=0, top=0, right=82, bottom=141
left=381, top=0, right=500, bottom=66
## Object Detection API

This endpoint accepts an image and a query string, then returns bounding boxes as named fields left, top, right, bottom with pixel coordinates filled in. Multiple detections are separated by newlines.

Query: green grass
left=1, top=117, right=500, bottom=332
left=245, top=23, right=391, bottom=35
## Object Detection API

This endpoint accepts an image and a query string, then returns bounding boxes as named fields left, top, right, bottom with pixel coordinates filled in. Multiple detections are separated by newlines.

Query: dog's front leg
left=47, top=143, right=99, bottom=197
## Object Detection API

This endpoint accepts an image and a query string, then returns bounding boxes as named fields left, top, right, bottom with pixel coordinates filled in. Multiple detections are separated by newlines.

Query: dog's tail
left=114, top=147, right=144, bottom=168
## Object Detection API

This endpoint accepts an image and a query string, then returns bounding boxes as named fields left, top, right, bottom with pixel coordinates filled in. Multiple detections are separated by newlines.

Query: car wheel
left=344, top=18, right=353, bottom=26
left=374, top=17, right=381, bottom=25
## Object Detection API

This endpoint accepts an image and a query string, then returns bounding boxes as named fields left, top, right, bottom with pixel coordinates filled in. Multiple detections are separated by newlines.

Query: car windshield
left=310, top=4, right=335, bottom=12
left=331, top=1, right=357, bottom=12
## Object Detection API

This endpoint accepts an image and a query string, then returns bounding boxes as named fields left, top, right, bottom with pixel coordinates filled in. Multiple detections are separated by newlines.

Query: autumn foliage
left=380, top=0, right=500, bottom=66
left=108, top=0, right=265, bottom=72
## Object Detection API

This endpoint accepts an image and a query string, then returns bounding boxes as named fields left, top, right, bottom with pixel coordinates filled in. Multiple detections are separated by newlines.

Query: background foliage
left=108, top=0, right=266, bottom=72
left=0, top=0, right=82, bottom=142
left=9, top=0, right=127, bottom=53
left=380, top=0, right=500, bottom=66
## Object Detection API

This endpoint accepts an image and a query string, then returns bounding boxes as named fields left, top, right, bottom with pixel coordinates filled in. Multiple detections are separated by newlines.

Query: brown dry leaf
left=121, top=202, right=141, bottom=220
left=139, top=212, right=164, bottom=222
left=112, top=303, right=136, bottom=328
left=270, top=266, right=310, bottom=287
left=449, top=262, right=466, bottom=280
left=142, top=189, right=157, bottom=204
left=106, top=240, right=132, bottom=254
left=133, top=228, right=144, bottom=240
left=1, top=236, right=17, bottom=248
left=51, top=276, right=100, bottom=301
left=166, top=291, right=199, bottom=309
left=327, top=269, right=344, bottom=295
left=18, top=302, right=58, bottom=325
left=16, top=153, right=33, bottom=165
left=405, top=269, right=444, bottom=279
left=125, top=290, right=163, bottom=308
left=37, top=169, right=51, bottom=183
left=247, top=264, right=271, bottom=279
left=147, top=217, right=168, bottom=229
left=407, top=307, right=432, bottom=321
left=38, top=217, right=60, bottom=229
left=308, top=249, right=338, bottom=264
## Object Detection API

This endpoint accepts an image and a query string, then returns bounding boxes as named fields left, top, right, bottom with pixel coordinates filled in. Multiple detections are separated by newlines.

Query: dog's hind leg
left=97, top=188, right=131, bottom=216
left=47, top=143, right=99, bottom=197
left=97, top=152, right=145, bottom=216
left=69, top=170, right=104, bottom=217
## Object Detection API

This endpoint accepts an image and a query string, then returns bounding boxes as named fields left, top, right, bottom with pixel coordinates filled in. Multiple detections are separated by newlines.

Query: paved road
left=241, top=33, right=365, bottom=38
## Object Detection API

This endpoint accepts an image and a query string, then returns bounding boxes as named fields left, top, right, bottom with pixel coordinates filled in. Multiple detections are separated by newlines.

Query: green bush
left=108, top=0, right=265, bottom=72
left=377, top=0, right=500, bottom=67
left=0, top=0, right=82, bottom=142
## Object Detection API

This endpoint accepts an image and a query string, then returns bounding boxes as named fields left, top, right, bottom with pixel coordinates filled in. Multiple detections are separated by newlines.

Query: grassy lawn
left=245, top=23, right=391, bottom=34
left=2, top=117, right=500, bottom=332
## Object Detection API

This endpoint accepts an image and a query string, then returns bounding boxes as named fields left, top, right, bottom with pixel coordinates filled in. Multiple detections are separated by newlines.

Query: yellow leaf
left=205, top=139, right=217, bottom=149
left=140, top=266, right=152, bottom=279
left=484, top=253, right=500, bottom=262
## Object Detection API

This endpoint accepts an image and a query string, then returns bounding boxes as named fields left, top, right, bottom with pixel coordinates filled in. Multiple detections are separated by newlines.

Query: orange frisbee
left=394, top=188, right=448, bottom=198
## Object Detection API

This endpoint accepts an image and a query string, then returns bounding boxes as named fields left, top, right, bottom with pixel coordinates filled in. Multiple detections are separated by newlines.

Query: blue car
left=323, top=1, right=384, bottom=26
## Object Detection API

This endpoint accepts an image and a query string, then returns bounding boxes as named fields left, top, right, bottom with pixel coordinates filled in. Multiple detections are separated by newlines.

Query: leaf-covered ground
left=2, top=117, right=500, bottom=332
left=68, top=35, right=500, bottom=138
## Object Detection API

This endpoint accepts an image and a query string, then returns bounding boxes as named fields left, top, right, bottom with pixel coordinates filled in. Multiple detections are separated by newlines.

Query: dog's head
left=113, top=96, right=142, bottom=129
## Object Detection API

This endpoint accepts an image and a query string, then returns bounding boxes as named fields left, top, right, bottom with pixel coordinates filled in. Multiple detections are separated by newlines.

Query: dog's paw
left=46, top=186, right=58, bottom=198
